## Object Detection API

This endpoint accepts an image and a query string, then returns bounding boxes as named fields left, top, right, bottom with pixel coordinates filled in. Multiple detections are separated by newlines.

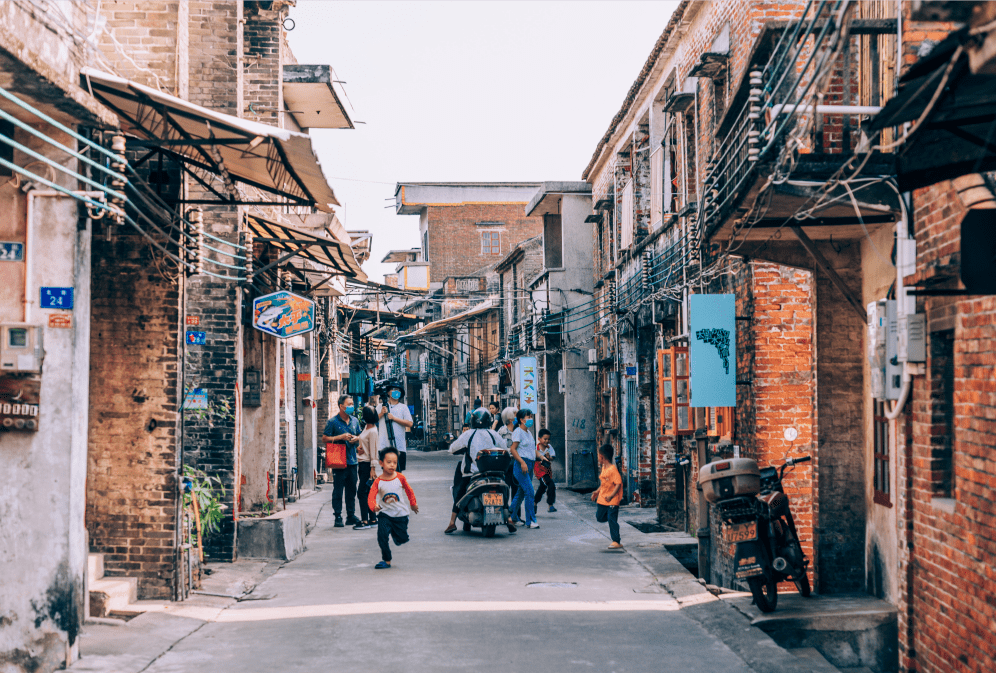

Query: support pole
left=695, top=409, right=711, bottom=583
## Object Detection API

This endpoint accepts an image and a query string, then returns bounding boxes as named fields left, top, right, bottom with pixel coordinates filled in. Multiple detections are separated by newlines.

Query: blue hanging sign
left=40, top=287, right=74, bottom=310
left=690, top=293, right=736, bottom=408
left=252, top=290, right=315, bottom=339
left=186, top=331, right=206, bottom=345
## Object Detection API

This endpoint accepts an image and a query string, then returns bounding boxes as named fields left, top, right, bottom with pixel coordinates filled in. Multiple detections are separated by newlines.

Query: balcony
left=700, top=17, right=901, bottom=256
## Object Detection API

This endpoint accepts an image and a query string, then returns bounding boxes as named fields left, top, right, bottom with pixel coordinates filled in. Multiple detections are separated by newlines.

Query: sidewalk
left=560, top=488, right=815, bottom=673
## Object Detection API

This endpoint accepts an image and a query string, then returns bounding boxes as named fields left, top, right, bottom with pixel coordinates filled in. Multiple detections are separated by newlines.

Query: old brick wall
left=898, top=177, right=996, bottom=673
left=426, top=203, right=543, bottom=282
left=87, top=233, right=180, bottom=599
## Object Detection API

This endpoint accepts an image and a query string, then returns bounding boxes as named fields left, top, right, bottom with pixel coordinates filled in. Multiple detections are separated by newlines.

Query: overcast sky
left=288, top=1, right=679, bottom=283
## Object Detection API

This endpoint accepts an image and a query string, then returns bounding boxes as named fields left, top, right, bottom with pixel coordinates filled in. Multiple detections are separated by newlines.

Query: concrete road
left=78, top=451, right=802, bottom=673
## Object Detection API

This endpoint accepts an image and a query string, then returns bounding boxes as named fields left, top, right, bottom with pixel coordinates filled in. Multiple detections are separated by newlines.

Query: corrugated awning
left=401, top=300, right=496, bottom=339
left=246, top=214, right=366, bottom=282
left=80, top=68, right=339, bottom=211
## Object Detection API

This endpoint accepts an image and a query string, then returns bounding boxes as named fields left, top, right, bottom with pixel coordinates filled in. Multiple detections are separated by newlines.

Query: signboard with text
left=690, top=294, right=736, bottom=408
left=251, top=290, right=315, bottom=339
left=517, top=356, right=537, bottom=417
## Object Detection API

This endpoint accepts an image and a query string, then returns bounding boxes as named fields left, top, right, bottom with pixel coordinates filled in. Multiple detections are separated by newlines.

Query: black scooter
left=455, top=449, right=513, bottom=538
left=700, top=455, right=812, bottom=612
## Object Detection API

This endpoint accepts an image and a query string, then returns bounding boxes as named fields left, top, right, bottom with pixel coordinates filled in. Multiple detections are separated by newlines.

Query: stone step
left=89, top=577, right=137, bottom=618
left=791, top=647, right=842, bottom=673
left=87, top=553, right=105, bottom=582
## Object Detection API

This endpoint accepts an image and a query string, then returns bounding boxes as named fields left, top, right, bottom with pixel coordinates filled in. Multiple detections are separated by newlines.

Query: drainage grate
left=527, top=582, right=578, bottom=589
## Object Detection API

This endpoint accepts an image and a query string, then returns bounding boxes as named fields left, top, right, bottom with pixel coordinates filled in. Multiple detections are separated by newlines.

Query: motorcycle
left=699, top=455, right=812, bottom=612
left=455, top=448, right=513, bottom=538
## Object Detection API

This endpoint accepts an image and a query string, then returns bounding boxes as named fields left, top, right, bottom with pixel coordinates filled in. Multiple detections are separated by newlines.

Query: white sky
left=288, top=1, right=679, bottom=283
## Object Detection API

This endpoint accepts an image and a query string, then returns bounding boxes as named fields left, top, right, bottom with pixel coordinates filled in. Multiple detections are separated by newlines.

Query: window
left=620, top=181, right=634, bottom=250
left=650, top=147, right=663, bottom=227
left=930, top=329, right=955, bottom=498
left=481, top=231, right=500, bottom=255
left=543, top=214, right=563, bottom=268
left=873, top=399, right=891, bottom=506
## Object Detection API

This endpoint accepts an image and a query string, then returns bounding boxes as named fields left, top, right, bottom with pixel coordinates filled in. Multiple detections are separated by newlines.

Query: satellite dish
left=783, top=427, right=799, bottom=442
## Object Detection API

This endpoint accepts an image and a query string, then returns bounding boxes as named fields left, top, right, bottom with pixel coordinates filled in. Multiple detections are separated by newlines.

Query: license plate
left=482, top=492, right=503, bottom=506
left=726, top=521, right=757, bottom=543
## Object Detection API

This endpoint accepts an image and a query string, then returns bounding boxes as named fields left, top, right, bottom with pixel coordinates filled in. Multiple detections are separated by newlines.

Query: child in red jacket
left=368, top=447, right=418, bottom=569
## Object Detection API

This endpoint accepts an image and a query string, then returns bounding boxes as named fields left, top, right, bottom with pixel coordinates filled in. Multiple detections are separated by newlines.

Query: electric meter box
left=0, top=324, right=43, bottom=373
left=699, top=458, right=761, bottom=503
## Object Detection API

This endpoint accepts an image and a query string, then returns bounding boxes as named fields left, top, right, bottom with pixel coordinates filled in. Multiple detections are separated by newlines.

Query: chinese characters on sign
left=183, top=388, right=208, bottom=410
left=690, top=294, right=736, bottom=408
left=251, top=291, right=315, bottom=339
left=40, top=287, right=74, bottom=310
left=517, top=356, right=537, bottom=417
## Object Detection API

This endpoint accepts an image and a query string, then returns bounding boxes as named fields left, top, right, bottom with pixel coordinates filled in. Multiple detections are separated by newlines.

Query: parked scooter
left=455, top=448, right=513, bottom=538
left=699, top=455, right=812, bottom=612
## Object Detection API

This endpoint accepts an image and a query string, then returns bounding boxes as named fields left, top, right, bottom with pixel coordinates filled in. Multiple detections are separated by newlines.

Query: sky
left=288, top=1, right=680, bottom=284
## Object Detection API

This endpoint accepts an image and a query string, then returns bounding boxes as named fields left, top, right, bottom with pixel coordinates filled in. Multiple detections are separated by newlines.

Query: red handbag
left=326, top=443, right=348, bottom=470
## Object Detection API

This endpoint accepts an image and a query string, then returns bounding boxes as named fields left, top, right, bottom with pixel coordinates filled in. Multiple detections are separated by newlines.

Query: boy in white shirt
left=368, top=448, right=418, bottom=569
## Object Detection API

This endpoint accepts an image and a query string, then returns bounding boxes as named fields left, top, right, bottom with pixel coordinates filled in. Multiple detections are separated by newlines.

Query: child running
left=368, top=447, right=418, bottom=569
left=534, top=428, right=557, bottom=513
left=591, top=443, right=623, bottom=550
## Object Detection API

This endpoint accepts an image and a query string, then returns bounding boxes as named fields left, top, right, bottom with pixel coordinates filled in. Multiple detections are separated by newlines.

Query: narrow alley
left=71, top=451, right=806, bottom=673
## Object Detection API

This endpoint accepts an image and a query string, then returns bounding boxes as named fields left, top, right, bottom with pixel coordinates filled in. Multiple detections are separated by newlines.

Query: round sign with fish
left=252, top=290, right=315, bottom=339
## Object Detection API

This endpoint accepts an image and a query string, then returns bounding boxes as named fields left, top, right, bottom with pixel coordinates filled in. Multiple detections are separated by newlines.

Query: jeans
left=511, top=458, right=536, bottom=525
left=331, top=463, right=358, bottom=518
left=535, top=473, right=556, bottom=506
left=377, top=514, right=409, bottom=562
left=356, top=461, right=373, bottom=521
left=596, top=503, right=620, bottom=543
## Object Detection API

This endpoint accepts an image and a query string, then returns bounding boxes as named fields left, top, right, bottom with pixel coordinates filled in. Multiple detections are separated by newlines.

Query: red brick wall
left=426, top=203, right=542, bottom=281
left=899, top=178, right=996, bottom=673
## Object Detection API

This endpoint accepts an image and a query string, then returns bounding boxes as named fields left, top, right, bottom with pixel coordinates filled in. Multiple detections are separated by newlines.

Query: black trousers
left=398, top=451, right=407, bottom=472
left=377, top=513, right=410, bottom=562
left=331, top=464, right=357, bottom=518
left=534, top=472, right=556, bottom=506
left=452, top=466, right=471, bottom=514
left=356, top=461, right=373, bottom=521
left=596, top=504, right=620, bottom=543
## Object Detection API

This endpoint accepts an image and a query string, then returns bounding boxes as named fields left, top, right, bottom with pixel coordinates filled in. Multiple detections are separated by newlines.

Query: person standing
left=509, top=409, right=539, bottom=529
left=378, top=380, right=414, bottom=472
left=368, top=447, right=418, bottom=569
left=498, top=407, right=520, bottom=519
left=592, top=444, right=624, bottom=550
left=354, top=405, right=381, bottom=530
left=488, top=402, right=501, bottom=431
left=322, top=395, right=362, bottom=528
left=534, top=428, right=557, bottom=513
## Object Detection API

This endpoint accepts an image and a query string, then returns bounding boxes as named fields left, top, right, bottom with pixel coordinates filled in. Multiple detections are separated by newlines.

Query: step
left=87, top=553, right=105, bottom=582
left=791, top=647, right=842, bottom=673
left=89, top=577, right=137, bottom=618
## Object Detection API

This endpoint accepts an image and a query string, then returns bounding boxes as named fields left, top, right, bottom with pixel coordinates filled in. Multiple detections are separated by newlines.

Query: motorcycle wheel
left=793, top=571, right=812, bottom=597
left=747, top=576, right=778, bottom=613
left=483, top=524, right=496, bottom=538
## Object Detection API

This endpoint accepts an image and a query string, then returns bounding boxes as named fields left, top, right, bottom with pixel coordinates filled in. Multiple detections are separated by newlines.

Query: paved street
left=73, top=450, right=813, bottom=673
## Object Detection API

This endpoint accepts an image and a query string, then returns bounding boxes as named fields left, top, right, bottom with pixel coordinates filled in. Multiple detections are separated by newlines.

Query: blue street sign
left=186, top=331, right=206, bottom=345
left=690, top=293, right=736, bottom=408
left=40, top=287, right=74, bottom=310
left=184, top=388, right=208, bottom=410
left=0, top=242, right=24, bottom=262
left=252, top=290, right=315, bottom=339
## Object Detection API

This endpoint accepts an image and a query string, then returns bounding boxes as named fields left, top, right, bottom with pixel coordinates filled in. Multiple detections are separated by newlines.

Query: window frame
left=872, top=399, right=892, bottom=506
left=480, top=230, right=501, bottom=256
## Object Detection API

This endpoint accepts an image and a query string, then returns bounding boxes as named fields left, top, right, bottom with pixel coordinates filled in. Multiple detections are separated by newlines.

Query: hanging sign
left=517, top=356, right=537, bottom=416
left=690, top=293, right=736, bottom=408
left=252, top=290, right=315, bottom=339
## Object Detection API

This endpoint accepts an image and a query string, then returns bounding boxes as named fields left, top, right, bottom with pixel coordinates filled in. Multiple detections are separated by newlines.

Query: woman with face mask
left=508, top=408, right=539, bottom=529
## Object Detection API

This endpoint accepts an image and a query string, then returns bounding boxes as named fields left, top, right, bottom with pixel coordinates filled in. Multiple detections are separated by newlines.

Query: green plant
left=182, top=465, right=227, bottom=540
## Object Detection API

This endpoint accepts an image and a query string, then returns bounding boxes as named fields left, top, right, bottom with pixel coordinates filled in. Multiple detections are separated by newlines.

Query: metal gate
left=625, top=378, right=639, bottom=500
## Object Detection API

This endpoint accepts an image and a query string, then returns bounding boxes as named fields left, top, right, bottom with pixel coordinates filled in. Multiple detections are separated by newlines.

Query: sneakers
left=548, top=506, right=557, bottom=513
left=525, top=522, right=540, bottom=529
left=334, top=516, right=344, bottom=528
left=345, top=515, right=361, bottom=526
left=374, top=561, right=391, bottom=569
left=353, top=521, right=374, bottom=530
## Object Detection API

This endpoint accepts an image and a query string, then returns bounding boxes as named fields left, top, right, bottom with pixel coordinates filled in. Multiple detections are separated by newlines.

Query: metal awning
left=337, top=304, right=420, bottom=327
left=283, top=65, right=353, bottom=130
left=401, top=300, right=496, bottom=339
left=80, top=68, right=339, bottom=211
left=246, top=214, right=366, bottom=281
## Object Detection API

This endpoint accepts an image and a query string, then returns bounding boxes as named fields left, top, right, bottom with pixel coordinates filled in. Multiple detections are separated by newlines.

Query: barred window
left=873, top=399, right=891, bottom=506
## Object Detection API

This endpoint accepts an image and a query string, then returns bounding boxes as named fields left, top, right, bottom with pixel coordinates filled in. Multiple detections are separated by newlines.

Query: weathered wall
left=426, top=203, right=543, bottom=281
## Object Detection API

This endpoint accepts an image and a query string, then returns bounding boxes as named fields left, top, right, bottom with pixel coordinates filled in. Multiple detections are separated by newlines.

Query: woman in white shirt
left=508, top=408, right=539, bottom=529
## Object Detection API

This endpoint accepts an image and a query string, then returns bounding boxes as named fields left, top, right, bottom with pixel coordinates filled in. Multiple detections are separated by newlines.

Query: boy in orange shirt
left=591, top=444, right=623, bottom=550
